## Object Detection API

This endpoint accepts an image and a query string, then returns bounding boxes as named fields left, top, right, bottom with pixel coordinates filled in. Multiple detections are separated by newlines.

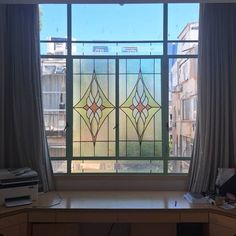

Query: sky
left=39, top=3, right=199, bottom=42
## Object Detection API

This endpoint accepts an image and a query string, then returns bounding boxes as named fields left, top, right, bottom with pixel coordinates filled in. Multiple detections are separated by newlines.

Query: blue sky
left=40, top=3, right=199, bottom=41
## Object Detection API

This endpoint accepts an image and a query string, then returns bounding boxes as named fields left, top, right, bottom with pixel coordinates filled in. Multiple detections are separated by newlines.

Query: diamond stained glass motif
left=74, top=71, right=115, bottom=145
left=120, top=70, right=161, bottom=143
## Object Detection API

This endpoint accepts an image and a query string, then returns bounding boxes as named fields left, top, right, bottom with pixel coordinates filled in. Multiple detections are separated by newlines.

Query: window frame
left=40, top=3, right=198, bottom=175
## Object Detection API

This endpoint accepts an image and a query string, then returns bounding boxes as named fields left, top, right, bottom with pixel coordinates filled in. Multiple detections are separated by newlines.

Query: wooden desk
left=0, top=191, right=236, bottom=236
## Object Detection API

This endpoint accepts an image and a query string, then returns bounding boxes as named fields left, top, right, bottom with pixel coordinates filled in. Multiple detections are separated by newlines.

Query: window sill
left=54, top=174, right=188, bottom=191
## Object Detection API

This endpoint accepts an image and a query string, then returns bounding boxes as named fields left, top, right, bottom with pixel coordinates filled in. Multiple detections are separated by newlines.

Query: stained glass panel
left=119, top=59, right=162, bottom=158
left=73, top=59, right=115, bottom=157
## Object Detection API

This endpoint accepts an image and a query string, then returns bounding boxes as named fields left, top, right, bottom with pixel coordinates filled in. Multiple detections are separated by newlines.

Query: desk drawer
left=28, top=211, right=56, bottom=222
left=210, top=223, right=236, bottom=236
left=0, top=213, right=27, bottom=228
left=117, top=212, right=180, bottom=223
left=56, top=211, right=117, bottom=223
left=180, top=212, right=208, bottom=223
left=32, top=223, right=79, bottom=236
left=209, top=213, right=236, bottom=230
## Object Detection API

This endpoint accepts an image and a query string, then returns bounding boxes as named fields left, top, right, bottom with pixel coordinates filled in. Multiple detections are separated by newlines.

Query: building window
left=182, top=98, right=192, bottom=120
left=40, top=3, right=199, bottom=174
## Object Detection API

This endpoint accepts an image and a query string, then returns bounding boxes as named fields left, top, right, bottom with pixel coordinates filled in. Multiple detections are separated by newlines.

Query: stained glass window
left=73, top=58, right=161, bottom=160
left=73, top=59, right=116, bottom=157
left=119, top=59, right=162, bottom=158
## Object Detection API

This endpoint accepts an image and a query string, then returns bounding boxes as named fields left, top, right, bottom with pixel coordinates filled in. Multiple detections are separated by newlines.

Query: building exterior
left=169, top=22, right=198, bottom=172
left=41, top=38, right=67, bottom=172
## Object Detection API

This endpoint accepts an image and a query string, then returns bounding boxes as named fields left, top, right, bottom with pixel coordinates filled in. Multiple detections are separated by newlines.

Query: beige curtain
left=0, top=5, right=55, bottom=192
left=188, top=4, right=236, bottom=192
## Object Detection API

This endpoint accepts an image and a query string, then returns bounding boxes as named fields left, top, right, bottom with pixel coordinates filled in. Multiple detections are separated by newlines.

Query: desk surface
left=0, top=191, right=236, bottom=217
left=35, top=191, right=209, bottom=210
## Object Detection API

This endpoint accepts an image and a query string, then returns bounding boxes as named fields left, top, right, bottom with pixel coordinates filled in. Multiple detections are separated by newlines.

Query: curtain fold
left=188, top=4, right=236, bottom=192
left=0, top=6, right=6, bottom=168
left=0, top=4, right=55, bottom=192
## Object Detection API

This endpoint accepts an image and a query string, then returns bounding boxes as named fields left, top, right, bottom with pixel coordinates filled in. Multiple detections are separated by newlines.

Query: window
left=182, top=98, right=192, bottom=120
left=40, top=3, right=199, bottom=174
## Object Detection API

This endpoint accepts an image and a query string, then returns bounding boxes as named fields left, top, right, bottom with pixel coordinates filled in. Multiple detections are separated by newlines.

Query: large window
left=40, top=3, right=199, bottom=174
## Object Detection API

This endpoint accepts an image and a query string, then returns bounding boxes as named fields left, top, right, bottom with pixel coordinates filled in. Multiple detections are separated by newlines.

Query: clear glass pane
left=39, top=4, right=67, bottom=40
left=41, top=59, right=66, bottom=158
left=119, top=59, right=162, bottom=158
left=72, top=4, right=163, bottom=41
left=168, top=42, right=198, bottom=55
left=72, top=42, right=163, bottom=56
left=117, top=43, right=163, bottom=56
left=73, top=59, right=116, bottom=157
left=169, top=58, right=198, bottom=157
left=52, top=161, right=67, bottom=173
left=40, top=42, right=67, bottom=55
left=168, top=160, right=190, bottom=173
left=168, top=4, right=199, bottom=40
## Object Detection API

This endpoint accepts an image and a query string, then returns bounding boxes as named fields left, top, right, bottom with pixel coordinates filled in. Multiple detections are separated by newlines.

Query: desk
left=0, top=191, right=236, bottom=236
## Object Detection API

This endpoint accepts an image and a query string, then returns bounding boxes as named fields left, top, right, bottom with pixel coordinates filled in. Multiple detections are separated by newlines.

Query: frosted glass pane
left=71, top=160, right=163, bottom=173
left=80, top=59, right=94, bottom=73
left=52, top=161, right=67, bottom=174
left=155, top=142, right=162, bottom=157
left=141, top=142, right=154, bottom=157
left=117, top=161, right=163, bottom=173
left=168, top=161, right=190, bottom=173
left=127, top=142, right=140, bottom=157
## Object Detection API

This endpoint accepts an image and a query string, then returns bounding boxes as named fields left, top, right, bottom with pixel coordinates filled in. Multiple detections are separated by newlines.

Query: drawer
left=32, top=223, right=79, bottom=236
left=210, top=223, right=236, bottom=236
left=209, top=213, right=236, bottom=230
left=180, top=212, right=208, bottom=223
left=0, top=213, right=27, bottom=229
left=28, top=211, right=56, bottom=222
left=117, top=211, right=180, bottom=223
left=56, top=211, right=117, bottom=223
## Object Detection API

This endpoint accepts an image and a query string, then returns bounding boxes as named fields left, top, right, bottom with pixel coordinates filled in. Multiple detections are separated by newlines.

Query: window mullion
left=66, top=3, right=73, bottom=174
left=162, top=3, right=169, bottom=174
left=115, top=58, right=120, bottom=170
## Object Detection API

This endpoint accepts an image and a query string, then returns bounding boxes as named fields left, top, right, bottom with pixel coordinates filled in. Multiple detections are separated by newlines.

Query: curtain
left=0, top=6, right=6, bottom=167
left=0, top=5, right=55, bottom=192
left=188, top=4, right=236, bottom=192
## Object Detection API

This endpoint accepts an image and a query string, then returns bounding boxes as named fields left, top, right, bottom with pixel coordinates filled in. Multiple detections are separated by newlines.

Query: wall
left=55, top=175, right=188, bottom=190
